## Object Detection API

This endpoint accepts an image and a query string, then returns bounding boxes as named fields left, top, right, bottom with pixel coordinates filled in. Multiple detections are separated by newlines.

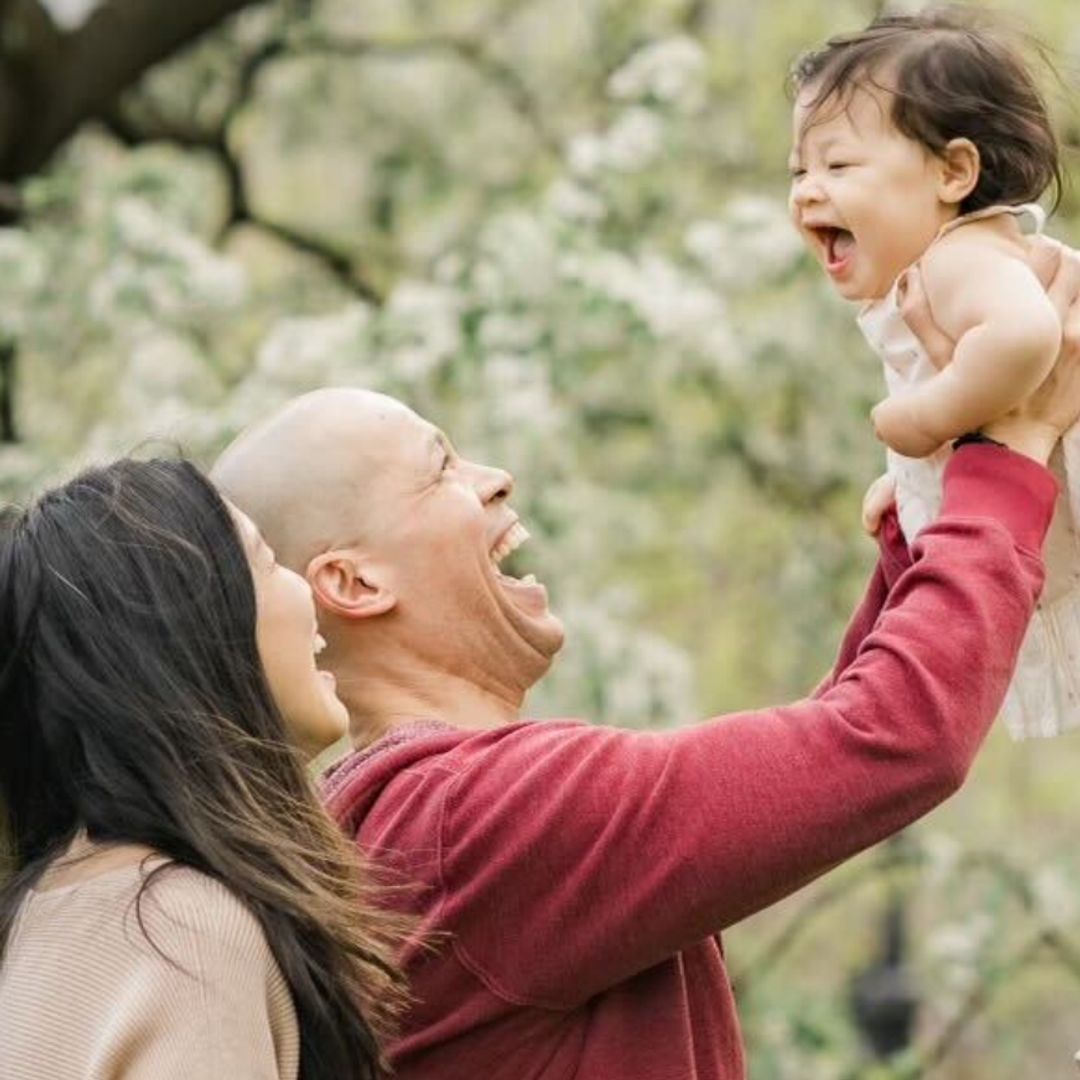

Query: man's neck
left=336, top=662, right=524, bottom=746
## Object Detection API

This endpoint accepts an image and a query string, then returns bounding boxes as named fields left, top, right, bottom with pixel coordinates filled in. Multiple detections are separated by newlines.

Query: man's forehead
left=340, top=401, right=447, bottom=489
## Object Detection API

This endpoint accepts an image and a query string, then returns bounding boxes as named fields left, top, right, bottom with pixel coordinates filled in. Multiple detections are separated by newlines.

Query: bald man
left=212, top=261, right=1080, bottom=1080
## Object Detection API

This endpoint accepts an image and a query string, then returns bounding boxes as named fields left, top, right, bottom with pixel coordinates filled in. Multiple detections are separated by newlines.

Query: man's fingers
left=1028, top=234, right=1063, bottom=290
left=1044, top=242, right=1080, bottom=324
left=898, top=267, right=953, bottom=371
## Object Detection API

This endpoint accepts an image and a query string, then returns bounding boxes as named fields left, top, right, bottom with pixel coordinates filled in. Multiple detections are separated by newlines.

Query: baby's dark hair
left=789, top=5, right=1062, bottom=214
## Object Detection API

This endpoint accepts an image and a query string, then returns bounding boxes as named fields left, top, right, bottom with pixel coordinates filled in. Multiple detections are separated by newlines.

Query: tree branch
left=1, top=0, right=267, bottom=182
left=0, top=341, right=17, bottom=443
left=100, top=106, right=386, bottom=305
left=287, top=30, right=560, bottom=154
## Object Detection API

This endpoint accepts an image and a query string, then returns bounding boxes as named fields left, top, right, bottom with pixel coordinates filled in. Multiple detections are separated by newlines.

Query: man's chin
left=497, top=584, right=565, bottom=663
left=534, top=612, right=566, bottom=660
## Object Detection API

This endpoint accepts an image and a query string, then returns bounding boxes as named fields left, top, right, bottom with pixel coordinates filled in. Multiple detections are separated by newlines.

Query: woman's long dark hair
left=0, top=458, right=408, bottom=1079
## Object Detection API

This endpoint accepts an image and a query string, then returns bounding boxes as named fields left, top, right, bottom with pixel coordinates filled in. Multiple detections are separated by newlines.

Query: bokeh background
left=3, top=0, right=1080, bottom=1075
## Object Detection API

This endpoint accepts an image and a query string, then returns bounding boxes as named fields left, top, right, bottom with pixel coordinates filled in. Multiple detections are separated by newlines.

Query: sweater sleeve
left=811, top=507, right=913, bottom=698
left=111, top=870, right=299, bottom=1080
left=439, top=445, right=1056, bottom=1010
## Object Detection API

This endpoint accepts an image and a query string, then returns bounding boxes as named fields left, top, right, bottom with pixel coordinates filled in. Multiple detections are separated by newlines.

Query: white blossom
left=482, top=353, right=559, bottom=433
left=545, top=178, right=606, bottom=224
left=559, top=249, right=733, bottom=361
left=601, top=107, right=665, bottom=173
left=474, top=212, right=558, bottom=303
left=566, top=133, right=607, bottom=179
left=686, top=195, right=805, bottom=289
left=478, top=312, right=544, bottom=353
left=255, top=304, right=377, bottom=393
left=39, top=0, right=99, bottom=31
left=89, top=198, right=247, bottom=330
left=1032, top=866, right=1078, bottom=930
left=381, top=280, right=463, bottom=380
left=926, top=912, right=995, bottom=992
left=0, top=229, right=47, bottom=336
left=607, top=36, right=707, bottom=113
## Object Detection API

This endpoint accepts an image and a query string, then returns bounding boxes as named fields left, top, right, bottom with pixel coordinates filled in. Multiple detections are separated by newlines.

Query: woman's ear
left=937, top=137, right=980, bottom=206
left=306, top=551, right=396, bottom=620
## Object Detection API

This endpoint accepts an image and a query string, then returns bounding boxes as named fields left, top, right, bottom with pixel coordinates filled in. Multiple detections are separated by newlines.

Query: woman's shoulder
left=131, top=863, right=279, bottom=968
left=29, top=851, right=278, bottom=975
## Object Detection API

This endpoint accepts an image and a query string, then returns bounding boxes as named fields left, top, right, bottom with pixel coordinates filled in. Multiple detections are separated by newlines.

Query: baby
left=789, top=7, right=1080, bottom=739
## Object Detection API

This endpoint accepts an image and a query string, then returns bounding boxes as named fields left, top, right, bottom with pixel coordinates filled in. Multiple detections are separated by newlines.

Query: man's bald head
left=212, top=388, right=415, bottom=570
left=214, top=386, right=564, bottom=719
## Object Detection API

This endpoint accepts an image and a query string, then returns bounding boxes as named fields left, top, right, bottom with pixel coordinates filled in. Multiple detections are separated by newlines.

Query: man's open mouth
left=490, top=520, right=538, bottom=588
left=489, top=520, right=550, bottom=614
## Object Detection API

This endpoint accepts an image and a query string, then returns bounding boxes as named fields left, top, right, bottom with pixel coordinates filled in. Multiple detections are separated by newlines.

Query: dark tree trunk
left=0, top=0, right=264, bottom=189
left=0, top=342, right=17, bottom=443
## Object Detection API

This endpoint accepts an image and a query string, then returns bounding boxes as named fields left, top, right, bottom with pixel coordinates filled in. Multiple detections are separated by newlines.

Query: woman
left=0, top=457, right=407, bottom=1079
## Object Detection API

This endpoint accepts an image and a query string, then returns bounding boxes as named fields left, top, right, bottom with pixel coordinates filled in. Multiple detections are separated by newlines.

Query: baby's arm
left=871, top=234, right=1061, bottom=458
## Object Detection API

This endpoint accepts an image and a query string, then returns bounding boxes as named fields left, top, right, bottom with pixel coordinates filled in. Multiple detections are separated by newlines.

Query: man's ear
left=306, top=550, right=397, bottom=620
left=937, top=138, right=980, bottom=206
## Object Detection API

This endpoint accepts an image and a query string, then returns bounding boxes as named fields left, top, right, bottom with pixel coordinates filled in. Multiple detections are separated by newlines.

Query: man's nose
left=476, top=464, right=513, bottom=504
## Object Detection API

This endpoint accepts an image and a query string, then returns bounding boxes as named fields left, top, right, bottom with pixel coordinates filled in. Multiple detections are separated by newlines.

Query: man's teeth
left=491, top=521, right=530, bottom=563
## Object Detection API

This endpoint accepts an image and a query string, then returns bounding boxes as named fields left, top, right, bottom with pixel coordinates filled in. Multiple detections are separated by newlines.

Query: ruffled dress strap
left=935, top=201, right=1045, bottom=241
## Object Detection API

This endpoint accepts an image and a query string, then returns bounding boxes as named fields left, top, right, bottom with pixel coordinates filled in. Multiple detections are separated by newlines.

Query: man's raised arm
left=440, top=443, right=1056, bottom=1008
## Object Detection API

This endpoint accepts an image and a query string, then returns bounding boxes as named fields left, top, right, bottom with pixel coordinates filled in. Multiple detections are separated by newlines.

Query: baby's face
left=788, top=82, right=955, bottom=302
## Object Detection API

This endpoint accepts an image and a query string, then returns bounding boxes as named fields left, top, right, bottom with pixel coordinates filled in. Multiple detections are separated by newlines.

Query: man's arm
left=812, top=506, right=911, bottom=699
left=440, top=445, right=1056, bottom=1009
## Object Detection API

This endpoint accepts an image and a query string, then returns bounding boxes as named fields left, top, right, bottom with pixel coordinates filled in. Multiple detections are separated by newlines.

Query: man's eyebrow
left=423, top=430, right=449, bottom=472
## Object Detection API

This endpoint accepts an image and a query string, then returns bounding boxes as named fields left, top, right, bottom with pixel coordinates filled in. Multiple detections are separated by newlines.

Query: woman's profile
left=0, top=457, right=407, bottom=1079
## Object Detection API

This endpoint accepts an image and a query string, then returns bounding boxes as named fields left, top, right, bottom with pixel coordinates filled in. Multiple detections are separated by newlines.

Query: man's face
left=348, top=398, right=565, bottom=694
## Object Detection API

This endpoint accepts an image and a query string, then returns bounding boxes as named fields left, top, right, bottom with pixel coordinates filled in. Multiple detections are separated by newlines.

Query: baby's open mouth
left=812, top=225, right=856, bottom=271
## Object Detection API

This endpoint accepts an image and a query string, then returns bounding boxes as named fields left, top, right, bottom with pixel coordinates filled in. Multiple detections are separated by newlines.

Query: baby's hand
left=861, top=473, right=896, bottom=537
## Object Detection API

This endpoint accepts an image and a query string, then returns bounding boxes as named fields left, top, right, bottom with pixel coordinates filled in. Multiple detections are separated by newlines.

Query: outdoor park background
left=2, top=0, right=1080, bottom=1075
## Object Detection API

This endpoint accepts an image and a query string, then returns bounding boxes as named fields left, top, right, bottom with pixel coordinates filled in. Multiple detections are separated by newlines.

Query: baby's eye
left=827, top=162, right=851, bottom=172
left=789, top=167, right=806, bottom=180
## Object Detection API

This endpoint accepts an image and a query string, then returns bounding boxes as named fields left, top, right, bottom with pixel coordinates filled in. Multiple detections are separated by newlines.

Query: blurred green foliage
left=5, top=0, right=1080, bottom=1075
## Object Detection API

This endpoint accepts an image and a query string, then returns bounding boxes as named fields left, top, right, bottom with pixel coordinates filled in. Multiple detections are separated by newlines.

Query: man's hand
left=900, top=238, right=1080, bottom=466
left=898, top=236, right=1072, bottom=370
left=983, top=243, right=1080, bottom=464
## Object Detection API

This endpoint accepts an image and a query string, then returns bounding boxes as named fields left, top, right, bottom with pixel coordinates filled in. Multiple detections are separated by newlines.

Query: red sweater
left=322, top=446, right=1056, bottom=1080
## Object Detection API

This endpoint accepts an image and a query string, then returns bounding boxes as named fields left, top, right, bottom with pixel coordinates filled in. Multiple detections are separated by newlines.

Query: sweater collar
left=320, top=717, right=455, bottom=804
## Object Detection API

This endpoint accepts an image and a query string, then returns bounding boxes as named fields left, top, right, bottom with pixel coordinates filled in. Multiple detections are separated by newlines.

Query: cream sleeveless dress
left=857, top=203, right=1080, bottom=740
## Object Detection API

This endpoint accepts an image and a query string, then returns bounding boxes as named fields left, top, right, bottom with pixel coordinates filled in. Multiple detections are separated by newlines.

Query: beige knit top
left=0, top=843, right=299, bottom=1079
